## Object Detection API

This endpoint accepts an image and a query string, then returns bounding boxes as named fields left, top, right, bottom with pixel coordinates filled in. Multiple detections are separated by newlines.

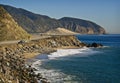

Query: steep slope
left=0, top=4, right=61, bottom=33
left=0, top=4, right=106, bottom=34
left=59, top=17, right=106, bottom=34
left=0, top=6, right=30, bottom=41
left=46, top=27, right=78, bottom=35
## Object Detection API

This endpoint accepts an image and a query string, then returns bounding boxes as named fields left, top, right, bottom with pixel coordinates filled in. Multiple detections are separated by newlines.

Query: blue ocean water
left=33, top=34, right=120, bottom=83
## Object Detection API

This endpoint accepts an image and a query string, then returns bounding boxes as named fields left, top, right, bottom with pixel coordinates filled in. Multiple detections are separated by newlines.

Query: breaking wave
left=31, top=47, right=99, bottom=83
left=35, top=47, right=99, bottom=60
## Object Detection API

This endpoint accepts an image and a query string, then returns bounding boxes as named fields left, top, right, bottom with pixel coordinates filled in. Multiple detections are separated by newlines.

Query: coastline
left=0, top=35, right=84, bottom=59
left=0, top=35, right=85, bottom=83
left=29, top=46, right=96, bottom=83
left=24, top=46, right=81, bottom=59
left=0, top=34, right=105, bottom=83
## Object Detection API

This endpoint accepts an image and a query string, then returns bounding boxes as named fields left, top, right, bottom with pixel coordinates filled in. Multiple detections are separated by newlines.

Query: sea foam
left=31, top=59, right=79, bottom=83
left=34, top=47, right=96, bottom=60
left=31, top=47, right=99, bottom=83
left=47, top=47, right=98, bottom=59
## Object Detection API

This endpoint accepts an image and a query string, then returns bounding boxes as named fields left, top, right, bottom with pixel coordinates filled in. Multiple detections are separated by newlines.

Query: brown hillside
left=46, top=27, right=78, bottom=35
left=0, top=6, right=30, bottom=41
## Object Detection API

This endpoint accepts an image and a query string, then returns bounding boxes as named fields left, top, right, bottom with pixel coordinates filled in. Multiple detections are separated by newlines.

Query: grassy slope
left=0, top=6, right=30, bottom=41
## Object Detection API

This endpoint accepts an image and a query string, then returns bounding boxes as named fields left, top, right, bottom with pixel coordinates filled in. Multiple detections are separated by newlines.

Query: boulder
left=87, top=42, right=103, bottom=47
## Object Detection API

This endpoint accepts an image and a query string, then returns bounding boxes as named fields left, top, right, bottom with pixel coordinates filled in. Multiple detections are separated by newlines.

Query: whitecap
left=47, top=47, right=99, bottom=59
left=31, top=47, right=100, bottom=83
left=32, top=60, right=79, bottom=83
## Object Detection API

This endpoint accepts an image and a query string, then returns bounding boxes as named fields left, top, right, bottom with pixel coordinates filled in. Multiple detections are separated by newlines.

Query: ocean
left=31, top=34, right=120, bottom=83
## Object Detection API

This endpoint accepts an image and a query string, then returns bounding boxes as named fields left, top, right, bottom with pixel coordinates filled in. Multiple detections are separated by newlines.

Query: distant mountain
left=0, top=6, right=30, bottom=41
left=0, top=4, right=106, bottom=34
left=46, top=27, right=78, bottom=35
left=59, top=17, right=106, bottom=34
left=0, top=4, right=61, bottom=33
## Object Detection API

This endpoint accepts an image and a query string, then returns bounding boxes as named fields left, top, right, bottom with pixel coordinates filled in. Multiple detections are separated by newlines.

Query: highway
left=0, top=35, right=51, bottom=45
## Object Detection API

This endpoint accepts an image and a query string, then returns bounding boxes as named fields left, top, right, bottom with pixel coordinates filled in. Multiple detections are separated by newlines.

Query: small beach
left=0, top=35, right=84, bottom=83
left=29, top=34, right=120, bottom=83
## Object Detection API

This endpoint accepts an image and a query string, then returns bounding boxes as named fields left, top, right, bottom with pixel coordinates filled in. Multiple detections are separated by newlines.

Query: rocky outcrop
left=87, top=42, right=103, bottom=47
left=0, top=35, right=103, bottom=82
left=0, top=50, right=37, bottom=83
left=0, top=4, right=106, bottom=34
left=0, top=36, right=84, bottom=53
left=0, top=6, right=31, bottom=41
left=59, top=17, right=106, bottom=34
left=0, top=35, right=85, bottom=83
left=0, top=47, right=50, bottom=83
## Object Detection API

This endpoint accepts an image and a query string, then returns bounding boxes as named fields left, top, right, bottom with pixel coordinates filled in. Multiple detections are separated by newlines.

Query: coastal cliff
left=0, top=35, right=85, bottom=83
left=59, top=17, right=106, bottom=34
left=0, top=4, right=106, bottom=34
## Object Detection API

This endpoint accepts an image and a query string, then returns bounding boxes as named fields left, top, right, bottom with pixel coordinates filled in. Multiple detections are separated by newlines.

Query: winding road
left=0, top=35, right=51, bottom=45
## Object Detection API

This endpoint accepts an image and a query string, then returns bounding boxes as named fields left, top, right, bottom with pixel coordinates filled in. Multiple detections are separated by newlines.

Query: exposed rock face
left=0, top=4, right=106, bottom=34
left=0, top=51, right=38, bottom=83
left=0, top=6, right=30, bottom=41
left=87, top=42, right=103, bottom=47
left=59, top=17, right=106, bottom=34
left=0, top=46, right=49, bottom=83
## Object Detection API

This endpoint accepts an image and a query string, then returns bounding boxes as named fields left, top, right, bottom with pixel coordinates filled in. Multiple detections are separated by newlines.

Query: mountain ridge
left=0, top=6, right=30, bottom=41
left=59, top=17, right=106, bottom=34
left=0, top=4, right=106, bottom=34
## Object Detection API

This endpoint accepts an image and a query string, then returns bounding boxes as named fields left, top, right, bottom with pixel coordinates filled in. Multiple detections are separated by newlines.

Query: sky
left=0, top=0, right=120, bottom=34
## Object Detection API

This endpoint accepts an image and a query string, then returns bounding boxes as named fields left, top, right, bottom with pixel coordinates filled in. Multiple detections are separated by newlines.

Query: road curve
left=0, top=35, right=51, bottom=45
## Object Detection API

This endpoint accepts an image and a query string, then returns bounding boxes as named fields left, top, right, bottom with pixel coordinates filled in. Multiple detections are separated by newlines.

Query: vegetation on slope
left=0, top=6, right=31, bottom=41
left=0, top=4, right=106, bottom=34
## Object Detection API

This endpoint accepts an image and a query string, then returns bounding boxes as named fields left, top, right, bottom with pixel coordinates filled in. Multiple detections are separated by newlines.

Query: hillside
left=0, top=4, right=106, bottom=34
left=0, top=4, right=61, bottom=33
left=59, top=17, right=106, bottom=34
left=0, top=6, right=30, bottom=41
left=46, top=27, right=78, bottom=35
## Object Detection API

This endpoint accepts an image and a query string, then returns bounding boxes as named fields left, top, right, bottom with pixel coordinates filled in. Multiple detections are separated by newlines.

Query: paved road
left=0, top=40, right=20, bottom=45
left=0, top=34, right=73, bottom=45
left=0, top=35, right=51, bottom=45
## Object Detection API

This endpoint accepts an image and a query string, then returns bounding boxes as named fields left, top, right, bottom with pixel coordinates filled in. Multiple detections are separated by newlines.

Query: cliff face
left=59, top=17, right=106, bottom=34
left=0, top=4, right=106, bottom=34
left=0, top=6, right=30, bottom=41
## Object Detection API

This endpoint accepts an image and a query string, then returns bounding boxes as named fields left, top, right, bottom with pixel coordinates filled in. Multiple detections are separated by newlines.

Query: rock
left=32, top=45, right=39, bottom=49
left=0, top=35, right=87, bottom=83
left=91, top=43, right=103, bottom=47
left=41, top=78, right=48, bottom=83
left=18, top=44, right=23, bottom=48
left=37, top=73, right=42, bottom=79
left=87, top=42, right=103, bottom=47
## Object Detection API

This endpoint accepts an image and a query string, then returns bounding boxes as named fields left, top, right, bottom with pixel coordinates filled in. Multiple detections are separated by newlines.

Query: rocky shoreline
left=0, top=35, right=85, bottom=83
left=0, top=35, right=103, bottom=83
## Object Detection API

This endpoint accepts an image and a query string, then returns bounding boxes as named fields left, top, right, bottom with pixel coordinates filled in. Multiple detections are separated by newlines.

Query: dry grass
left=0, top=6, right=31, bottom=41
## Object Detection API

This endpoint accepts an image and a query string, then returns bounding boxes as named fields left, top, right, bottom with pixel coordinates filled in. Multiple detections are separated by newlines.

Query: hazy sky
left=0, top=0, right=120, bottom=34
